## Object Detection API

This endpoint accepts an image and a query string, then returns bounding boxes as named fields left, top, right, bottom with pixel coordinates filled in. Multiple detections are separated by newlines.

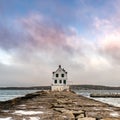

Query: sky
left=0, top=0, right=120, bottom=87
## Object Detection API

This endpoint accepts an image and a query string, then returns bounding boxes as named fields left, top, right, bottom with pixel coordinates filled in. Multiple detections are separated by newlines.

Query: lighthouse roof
left=53, top=65, right=67, bottom=74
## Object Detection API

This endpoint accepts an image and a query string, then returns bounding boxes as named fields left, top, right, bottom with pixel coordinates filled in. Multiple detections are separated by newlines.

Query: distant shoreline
left=0, top=86, right=50, bottom=90
left=0, top=85, right=120, bottom=90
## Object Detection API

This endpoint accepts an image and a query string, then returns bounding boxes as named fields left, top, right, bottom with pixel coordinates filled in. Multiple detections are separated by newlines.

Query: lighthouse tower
left=51, top=65, right=69, bottom=91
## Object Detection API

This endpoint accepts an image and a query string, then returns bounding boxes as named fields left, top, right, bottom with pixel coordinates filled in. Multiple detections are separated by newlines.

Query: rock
left=78, top=117, right=96, bottom=120
left=63, top=110, right=75, bottom=120
left=96, top=116, right=102, bottom=120
left=57, top=99, right=73, bottom=104
left=53, top=108, right=66, bottom=113
left=72, top=110, right=85, bottom=116
left=76, top=114, right=85, bottom=119
left=101, top=118, right=120, bottom=120
left=0, top=91, right=119, bottom=119
left=52, top=103, right=65, bottom=108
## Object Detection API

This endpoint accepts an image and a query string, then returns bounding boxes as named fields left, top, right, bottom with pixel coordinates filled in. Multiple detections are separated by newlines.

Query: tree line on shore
left=0, top=85, right=120, bottom=90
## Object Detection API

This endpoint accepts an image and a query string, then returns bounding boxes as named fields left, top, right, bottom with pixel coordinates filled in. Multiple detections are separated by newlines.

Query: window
left=54, top=80, right=57, bottom=84
left=56, top=74, right=59, bottom=77
left=59, top=80, right=62, bottom=84
left=63, top=80, right=66, bottom=84
left=61, top=74, right=64, bottom=77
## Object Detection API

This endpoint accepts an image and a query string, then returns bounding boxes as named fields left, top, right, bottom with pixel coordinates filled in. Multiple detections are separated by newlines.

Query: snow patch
left=18, top=104, right=26, bottom=107
left=110, top=112, right=120, bottom=117
left=29, top=117, right=40, bottom=120
left=2, top=110, right=9, bottom=112
left=13, top=110, right=43, bottom=115
left=0, top=117, right=12, bottom=120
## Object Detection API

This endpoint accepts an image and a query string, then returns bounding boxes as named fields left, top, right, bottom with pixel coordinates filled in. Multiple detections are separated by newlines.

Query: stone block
left=72, top=110, right=84, bottom=116
left=76, top=114, right=85, bottom=118
left=53, top=108, right=66, bottom=113
left=101, top=118, right=120, bottom=120
left=63, top=111, right=75, bottom=120
left=78, top=117, right=96, bottom=120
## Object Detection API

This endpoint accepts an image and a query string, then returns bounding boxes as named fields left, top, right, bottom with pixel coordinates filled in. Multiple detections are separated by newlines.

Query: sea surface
left=0, top=90, right=38, bottom=101
left=0, top=89, right=119, bottom=107
left=74, top=90, right=120, bottom=107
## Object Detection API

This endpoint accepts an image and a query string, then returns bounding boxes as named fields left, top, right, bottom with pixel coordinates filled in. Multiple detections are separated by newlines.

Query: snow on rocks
left=18, top=104, right=26, bottom=107
left=0, top=117, right=12, bottom=120
left=110, top=112, right=120, bottom=117
left=29, top=117, right=40, bottom=120
left=13, top=110, right=43, bottom=115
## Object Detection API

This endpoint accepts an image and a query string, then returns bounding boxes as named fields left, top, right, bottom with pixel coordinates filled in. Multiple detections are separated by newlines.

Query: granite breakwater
left=0, top=90, right=119, bottom=120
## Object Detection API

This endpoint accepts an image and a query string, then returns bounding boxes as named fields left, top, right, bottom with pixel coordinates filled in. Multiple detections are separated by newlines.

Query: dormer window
left=61, top=74, right=64, bottom=77
left=56, top=74, right=59, bottom=77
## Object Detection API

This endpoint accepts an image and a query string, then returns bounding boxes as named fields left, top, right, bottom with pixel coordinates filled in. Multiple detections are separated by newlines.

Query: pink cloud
left=93, top=16, right=120, bottom=64
left=102, top=38, right=120, bottom=61
left=18, top=13, right=78, bottom=55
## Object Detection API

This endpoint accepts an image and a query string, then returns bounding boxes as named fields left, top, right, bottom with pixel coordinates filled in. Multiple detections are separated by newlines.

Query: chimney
left=59, top=65, right=61, bottom=68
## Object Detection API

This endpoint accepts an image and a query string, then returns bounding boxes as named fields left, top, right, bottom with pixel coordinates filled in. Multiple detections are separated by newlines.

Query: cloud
left=0, top=13, right=97, bottom=86
left=0, top=13, right=82, bottom=65
left=0, top=62, right=52, bottom=87
left=12, top=13, right=84, bottom=65
left=101, top=33, right=120, bottom=62
left=20, top=13, right=72, bottom=50
left=93, top=16, right=120, bottom=65
left=0, top=21, right=28, bottom=51
left=0, top=13, right=83, bottom=86
left=0, top=9, right=120, bottom=86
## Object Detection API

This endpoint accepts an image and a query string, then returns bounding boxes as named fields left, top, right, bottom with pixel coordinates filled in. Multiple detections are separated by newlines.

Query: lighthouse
left=51, top=65, right=69, bottom=91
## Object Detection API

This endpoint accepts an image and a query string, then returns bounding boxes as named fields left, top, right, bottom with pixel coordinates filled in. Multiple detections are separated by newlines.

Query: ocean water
left=0, top=90, right=38, bottom=101
left=74, top=90, right=120, bottom=107
left=0, top=89, right=120, bottom=108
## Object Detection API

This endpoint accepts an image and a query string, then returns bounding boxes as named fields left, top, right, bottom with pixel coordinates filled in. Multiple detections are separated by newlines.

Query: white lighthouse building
left=51, top=65, right=69, bottom=91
